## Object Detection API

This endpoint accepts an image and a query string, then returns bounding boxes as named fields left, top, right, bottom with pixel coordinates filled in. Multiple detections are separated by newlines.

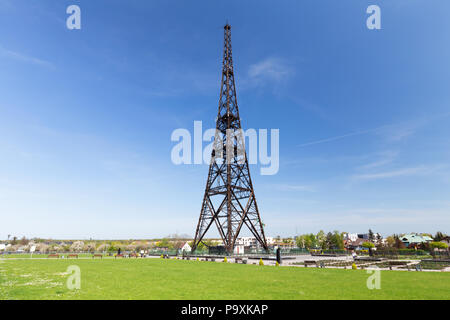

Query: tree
left=331, top=231, right=344, bottom=249
left=189, top=240, right=206, bottom=251
left=157, top=238, right=170, bottom=248
left=60, top=245, right=70, bottom=253
left=135, top=241, right=148, bottom=252
left=362, top=242, right=375, bottom=249
left=362, top=241, right=375, bottom=256
left=202, top=239, right=216, bottom=248
left=394, top=234, right=406, bottom=249
left=126, top=244, right=137, bottom=252
left=83, top=242, right=96, bottom=253
left=19, top=236, right=29, bottom=246
left=296, top=235, right=306, bottom=248
left=325, top=232, right=333, bottom=249
left=37, top=243, right=49, bottom=253
left=70, top=241, right=84, bottom=252
left=430, top=242, right=448, bottom=250
left=376, top=233, right=383, bottom=246
left=97, top=243, right=110, bottom=252
left=368, top=229, right=375, bottom=242
left=316, top=230, right=326, bottom=249
left=433, top=232, right=446, bottom=242
left=385, top=236, right=395, bottom=248
left=305, top=234, right=317, bottom=249
left=173, top=241, right=185, bottom=250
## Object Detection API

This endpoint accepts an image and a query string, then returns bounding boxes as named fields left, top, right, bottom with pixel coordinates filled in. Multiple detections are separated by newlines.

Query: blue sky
left=0, top=0, right=449, bottom=239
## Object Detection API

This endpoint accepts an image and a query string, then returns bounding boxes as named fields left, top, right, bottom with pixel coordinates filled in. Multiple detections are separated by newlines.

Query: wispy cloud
left=298, top=112, right=450, bottom=148
left=245, top=57, right=293, bottom=87
left=357, top=150, right=399, bottom=170
left=377, top=112, right=450, bottom=142
left=378, top=122, right=419, bottom=142
left=298, top=127, right=382, bottom=148
left=352, top=165, right=440, bottom=181
left=0, top=46, right=53, bottom=68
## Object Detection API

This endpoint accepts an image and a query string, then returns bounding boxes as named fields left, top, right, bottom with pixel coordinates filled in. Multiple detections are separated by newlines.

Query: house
left=346, top=238, right=368, bottom=251
left=343, top=233, right=358, bottom=242
left=181, top=242, right=191, bottom=253
left=236, top=237, right=258, bottom=247
left=357, top=233, right=370, bottom=240
left=234, top=245, right=245, bottom=255
left=400, top=233, right=433, bottom=247
left=234, top=236, right=277, bottom=250
left=16, top=247, right=26, bottom=253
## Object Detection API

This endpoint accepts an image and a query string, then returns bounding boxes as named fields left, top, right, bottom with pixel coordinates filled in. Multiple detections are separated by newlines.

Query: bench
left=304, top=260, right=317, bottom=267
left=92, top=254, right=103, bottom=259
left=68, top=254, right=78, bottom=259
left=48, top=254, right=59, bottom=259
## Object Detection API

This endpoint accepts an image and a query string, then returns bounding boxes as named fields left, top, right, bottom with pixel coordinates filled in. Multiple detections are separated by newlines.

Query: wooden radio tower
left=191, top=24, right=268, bottom=253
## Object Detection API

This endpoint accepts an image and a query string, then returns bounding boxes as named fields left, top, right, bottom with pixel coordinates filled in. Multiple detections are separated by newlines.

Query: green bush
left=398, top=249, right=427, bottom=255
left=430, top=242, right=448, bottom=250
left=362, top=242, right=375, bottom=249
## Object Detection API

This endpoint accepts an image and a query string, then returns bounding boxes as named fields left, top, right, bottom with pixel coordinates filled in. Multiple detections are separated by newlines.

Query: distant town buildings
left=0, top=232, right=447, bottom=254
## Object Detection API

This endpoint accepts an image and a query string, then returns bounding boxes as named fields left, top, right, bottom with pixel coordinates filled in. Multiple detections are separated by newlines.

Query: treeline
left=296, top=230, right=345, bottom=250
left=0, top=238, right=192, bottom=253
left=384, top=232, right=449, bottom=250
left=295, top=230, right=449, bottom=251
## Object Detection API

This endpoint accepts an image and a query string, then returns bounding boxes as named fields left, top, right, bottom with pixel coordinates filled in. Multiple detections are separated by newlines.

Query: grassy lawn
left=0, top=253, right=99, bottom=259
left=0, top=258, right=449, bottom=300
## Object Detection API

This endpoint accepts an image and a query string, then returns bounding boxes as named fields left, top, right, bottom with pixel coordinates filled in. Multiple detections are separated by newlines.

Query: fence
left=373, top=249, right=449, bottom=259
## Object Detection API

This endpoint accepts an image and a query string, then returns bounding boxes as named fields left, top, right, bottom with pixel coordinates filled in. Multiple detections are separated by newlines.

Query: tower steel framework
left=191, top=25, right=268, bottom=253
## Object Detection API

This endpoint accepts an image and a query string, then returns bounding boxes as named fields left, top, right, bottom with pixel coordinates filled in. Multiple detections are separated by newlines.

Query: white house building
left=236, top=237, right=257, bottom=247
left=266, top=237, right=275, bottom=245
left=236, top=236, right=276, bottom=248
left=181, top=242, right=191, bottom=252
left=343, top=233, right=358, bottom=242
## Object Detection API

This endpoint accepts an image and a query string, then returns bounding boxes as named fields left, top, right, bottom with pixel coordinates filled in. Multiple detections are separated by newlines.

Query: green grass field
left=1, top=258, right=449, bottom=300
